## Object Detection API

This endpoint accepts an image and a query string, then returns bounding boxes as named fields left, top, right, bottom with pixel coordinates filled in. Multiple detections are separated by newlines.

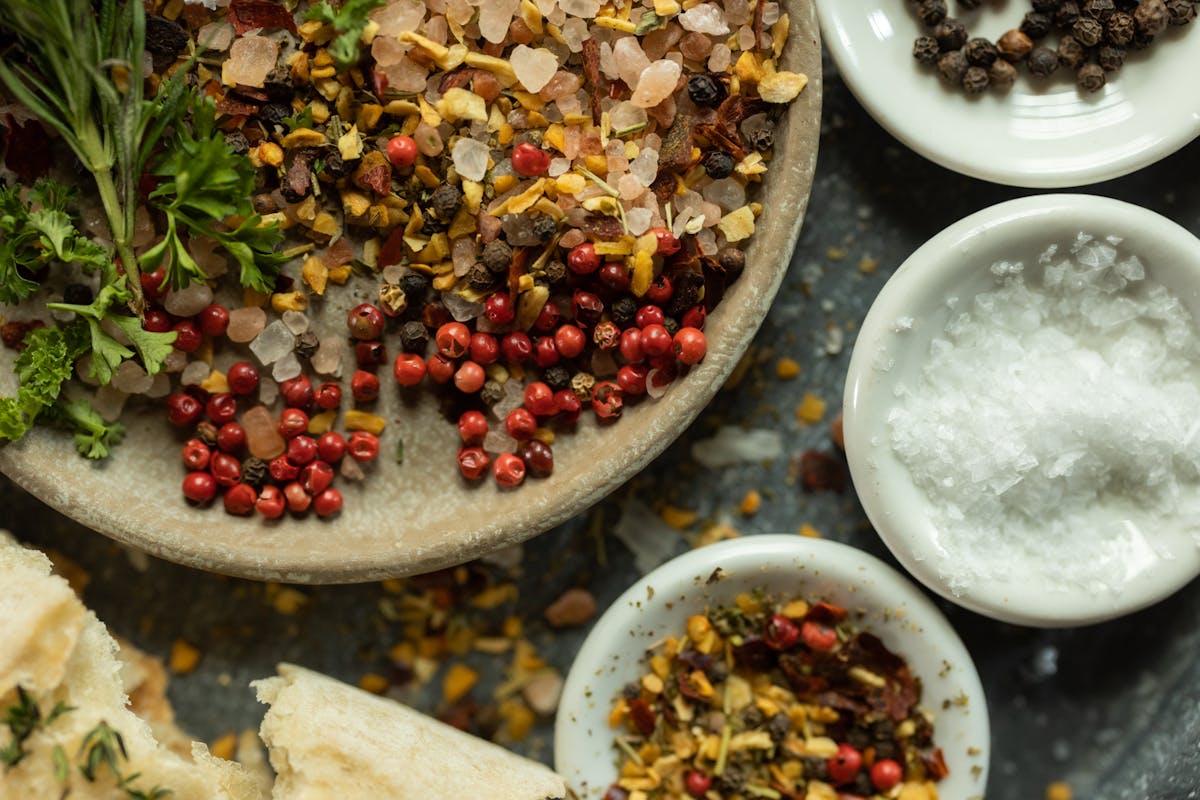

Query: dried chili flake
left=227, top=0, right=298, bottom=35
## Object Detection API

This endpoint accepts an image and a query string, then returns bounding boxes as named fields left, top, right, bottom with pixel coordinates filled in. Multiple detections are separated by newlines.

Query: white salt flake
left=249, top=320, right=294, bottom=365
left=511, top=45, right=559, bottom=93
left=452, top=138, right=490, bottom=182
left=691, top=427, right=784, bottom=468
left=613, top=499, right=683, bottom=574
left=679, top=3, right=731, bottom=35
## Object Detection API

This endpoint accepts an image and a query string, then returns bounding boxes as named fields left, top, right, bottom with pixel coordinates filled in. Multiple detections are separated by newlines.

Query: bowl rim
left=0, top=0, right=823, bottom=583
left=843, top=193, right=1200, bottom=627
left=554, top=534, right=991, bottom=799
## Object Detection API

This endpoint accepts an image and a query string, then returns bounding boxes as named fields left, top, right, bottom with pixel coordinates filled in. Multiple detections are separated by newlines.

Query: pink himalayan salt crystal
left=227, top=306, right=267, bottom=343
left=222, top=36, right=278, bottom=88
left=599, top=41, right=618, bottom=79
left=559, top=228, right=587, bottom=249
left=371, top=35, right=406, bottom=68
left=613, top=37, right=650, bottom=90
left=725, top=0, right=753, bottom=25
left=384, top=56, right=430, bottom=93
left=555, top=94, right=582, bottom=117
left=244, top=405, right=286, bottom=460
left=197, top=21, right=234, bottom=52
left=679, top=3, right=731, bottom=35
left=511, top=45, right=559, bottom=93
left=709, top=43, right=733, bottom=72
left=445, top=0, right=474, bottom=25
left=643, top=26, right=683, bottom=60
left=626, top=207, right=653, bottom=236
left=617, top=173, right=645, bottom=201
left=372, top=0, right=425, bottom=37
left=539, top=70, right=582, bottom=101
left=561, top=17, right=589, bottom=51
left=559, top=0, right=600, bottom=17
left=679, top=31, right=714, bottom=61
left=479, top=0, right=521, bottom=43
left=647, top=95, right=678, bottom=127
left=424, top=15, right=449, bottom=45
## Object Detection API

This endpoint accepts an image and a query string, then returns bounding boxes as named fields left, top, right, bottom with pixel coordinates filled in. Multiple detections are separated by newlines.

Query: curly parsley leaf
left=143, top=94, right=285, bottom=292
left=304, top=0, right=386, bottom=72
left=0, top=323, right=89, bottom=444
left=47, top=284, right=176, bottom=384
left=43, top=398, right=125, bottom=460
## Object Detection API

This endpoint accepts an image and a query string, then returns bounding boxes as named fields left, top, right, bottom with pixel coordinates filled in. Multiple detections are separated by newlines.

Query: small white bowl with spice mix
left=844, top=194, right=1200, bottom=628
left=554, top=535, right=990, bottom=800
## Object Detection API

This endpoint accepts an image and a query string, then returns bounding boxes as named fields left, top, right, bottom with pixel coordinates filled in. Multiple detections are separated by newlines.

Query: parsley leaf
left=143, top=94, right=285, bottom=293
left=635, top=10, right=666, bottom=35
left=47, top=285, right=177, bottom=384
left=0, top=323, right=89, bottom=444
left=304, top=0, right=386, bottom=72
left=44, top=398, right=126, bottom=460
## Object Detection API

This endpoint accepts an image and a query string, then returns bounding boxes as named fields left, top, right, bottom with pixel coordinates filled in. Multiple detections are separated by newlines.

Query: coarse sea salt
left=889, top=235, right=1200, bottom=596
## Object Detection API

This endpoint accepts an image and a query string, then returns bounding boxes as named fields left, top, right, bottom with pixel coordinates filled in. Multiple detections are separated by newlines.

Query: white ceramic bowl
left=554, top=535, right=990, bottom=799
left=843, top=195, right=1200, bottom=627
left=816, top=2, right=1200, bottom=188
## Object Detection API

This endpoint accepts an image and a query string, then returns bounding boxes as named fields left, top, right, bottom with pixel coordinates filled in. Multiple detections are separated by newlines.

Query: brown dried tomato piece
left=377, top=227, right=407, bottom=269
left=352, top=150, right=393, bottom=196
left=923, top=748, right=950, bottom=780
left=732, top=634, right=776, bottom=671
left=575, top=214, right=625, bottom=240
left=627, top=697, right=656, bottom=736
left=215, top=95, right=260, bottom=118
left=227, top=0, right=298, bottom=35
left=798, top=449, right=849, bottom=493
left=805, top=601, right=849, bottom=625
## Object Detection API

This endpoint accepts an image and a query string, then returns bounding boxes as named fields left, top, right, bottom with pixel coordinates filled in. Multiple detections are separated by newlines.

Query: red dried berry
left=493, top=452, right=525, bottom=488
left=314, top=381, right=342, bottom=410
left=284, top=481, right=311, bottom=513
left=524, top=382, right=556, bottom=416
left=287, top=435, right=318, bottom=466
left=143, top=309, right=171, bottom=333
left=457, top=447, right=491, bottom=480
left=427, top=353, right=455, bottom=384
left=355, top=340, right=387, bottom=369
left=227, top=361, right=259, bottom=395
left=216, top=422, right=246, bottom=453
left=280, top=375, right=314, bottom=409
left=167, top=393, right=203, bottom=427
left=198, top=303, right=230, bottom=338
left=673, top=327, right=707, bottom=365
left=172, top=320, right=202, bottom=352
left=140, top=268, right=168, bottom=302
left=567, top=242, right=600, bottom=274
left=300, top=460, right=335, bottom=495
left=597, top=261, right=631, bottom=291
left=616, top=364, right=648, bottom=396
left=801, top=620, right=839, bottom=652
left=351, top=370, right=381, bottom=403
left=347, top=431, right=379, bottom=462
left=511, top=142, right=552, bottom=177
left=684, top=771, right=712, bottom=798
left=763, top=614, right=801, bottom=650
left=592, top=381, right=623, bottom=420
left=651, top=227, right=681, bottom=256
left=619, top=328, right=645, bottom=363
left=205, top=393, right=238, bottom=425
left=501, top=332, right=533, bottom=364
left=182, top=471, right=216, bottom=503
left=520, top=439, right=554, bottom=477
left=255, top=485, right=286, bottom=519
left=484, top=292, right=515, bottom=325
left=870, top=759, right=904, bottom=792
left=827, top=743, right=862, bottom=785
left=278, top=408, right=310, bottom=439
left=316, top=431, right=346, bottom=462
left=640, top=324, right=673, bottom=358
left=347, top=303, right=385, bottom=341
left=209, top=452, right=242, bottom=488
left=223, top=483, right=257, bottom=516
left=534, top=301, right=561, bottom=333
left=505, top=408, right=538, bottom=441
left=269, top=455, right=300, bottom=483
left=533, top=336, right=560, bottom=368
left=553, top=389, right=582, bottom=424
left=393, top=353, right=427, bottom=387
left=469, top=332, right=499, bottom=365
left=646, top=274, right=673, bottom=305
left=458, top=410, right=489, bottom=445
left=635, top=305, right=665, bottom=329
left=453, top=361, right=486, bottom=394
left=435, top=322, right=471, bottom=358
left=386, top=135, right=418, bottom=168
left=181, top=439, right=211, bottom=471
left=681, top=305, right=707, bottom=330
left=313, top=488, right=343, bottom=518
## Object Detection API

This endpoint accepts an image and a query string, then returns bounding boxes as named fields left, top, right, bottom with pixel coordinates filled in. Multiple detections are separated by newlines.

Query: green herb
left=1, top=687, right=74, bottom=769
left=77, top=721, right=172, bottom=799
left=0, top=324, right=90, bottom=444
left=44, top=398, right=126, bottom=460
left=635, top=10, right=666, bottom=35
left=0, top=180, right=109, bottom=304
left=142, top=94, right=286, bottom=293
left=304, top=0, right=387, bottom=72
left=47, top=284, right=176, bottom=385
left=395, top=438, right=405, bottom=465
left=281, top=106, right=315, bottom=131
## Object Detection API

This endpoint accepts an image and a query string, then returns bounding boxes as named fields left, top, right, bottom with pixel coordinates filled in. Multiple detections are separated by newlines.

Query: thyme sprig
left=1, top=686, right=74, bottom=768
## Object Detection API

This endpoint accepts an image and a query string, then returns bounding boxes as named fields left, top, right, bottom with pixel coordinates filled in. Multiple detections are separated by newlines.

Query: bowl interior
left=554, top=535, right=990, bottom=799
left=816, top=2, right=1200, bottom=187
left=844, top=195, right=1200, bottom=626
left=0, top=1, right=823, bottom=583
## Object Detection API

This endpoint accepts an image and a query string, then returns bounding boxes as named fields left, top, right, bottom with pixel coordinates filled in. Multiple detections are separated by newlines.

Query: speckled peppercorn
left=962, top=65, right=990, bottom=93
left=1105, top=11, right=1136, bottom=44
left=937, top=50, right=970, bottom=85
left=1134, top=0, right=1170, bottom=34
left=1057, top=34, right=1088, bottom=68
left=1097, top=44, right=1127, bottom=70
left=1033, top=0, right=1064, bottom=11
left=958, top=0, right=984, bottom=8
left=917, top=0, right=947, bottom=26
left=1073, top=16, right=1105, bottom=44
left=1166, top=0, right=1197, bottom=25
left=1083, top=0, right=1116, bottom=19
left=913, top=35, right=942, bottom=65
left=1055, top=0, right=1082, bottom=28
left=934, top=18, right=969, bottom=50
left=964, top=37, right=999, bottom=66
left=1021, top=11, right=1054, bottom=37
left=988, top=58, right=1019, bottom=90
left=481, top=240, right=513, bottom=273
left=997, top=29, right=1035, bottom=60
left=1077, top=62, right=1107, bottom=91
left=1027, top=46, right=1060, bottom=77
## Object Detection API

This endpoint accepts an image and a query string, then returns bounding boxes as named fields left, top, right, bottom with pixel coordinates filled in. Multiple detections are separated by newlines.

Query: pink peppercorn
left=493, top=453, right=526, bottom=488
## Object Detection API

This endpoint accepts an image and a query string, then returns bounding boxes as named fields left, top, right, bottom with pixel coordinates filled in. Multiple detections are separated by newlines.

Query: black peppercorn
left=997, top=28, right=1035, bottom=59
left=610, top=296, right=638, bottom=327
left=294, top=331, right=319, bottom=360
left=1032, top=0, right=1063, bottom=11
left=917, top=0, right=948, bottom=26
left=543, top=365, right=571, bottom=391
left=988, top=58, right=1018, bottom=90
left=662, top=316, right=680, bottom=337
left=745, top=124, right=775, bottom=151
left=144, top=15, right=189, bottom=56
left=1077, top=62, right=1107, bottom=91
left=1021, top=11, right=1054, bottom=37
left=241, top=457, right=268, bottom=489
left=481, top=240, right=513, bottom=273
left=224, top=129, right=250, bottom=156
left=259, top=102, right=292, bottom=127
left=428, top=184, right=462, bottom=219
left=399, top=320, right=428, bottom=353
left=62, top=283, right=94, bottom=306
left=480, top=380, right=503, bottom=406
left=1057, top=34, right=1088, bottom=68
left=937, top=50, right=970, bottom=84
left=1128, top=27, right=1157, bottom=48
left=1097, top=44, right=1126, bottom=70
left=686, top=73, right=727, bottom=107
left=962, top=65, right=990, bottom=93
left=913, top=35, right=942, bottom=64
left=1166, top=0, right=1197, bottom=25
left=467, top=264, right=497, bottom=290
left=1027, top=46, right=1060, bottom=77
left=531, top=215, right=558, bottom=242
left=1073, top=16, right=1105, bottom=44
left=1083, top=0, right=1116, bottom=19
left=702, top=150, right=736, bottom=179
left=400, top=272, right=430, bottom=300
left=718, top=247, right=746, bottom=273
left=1105, top=11, right=1136, bottom=43
left=1134, top=0, right=1170, bottom=34
left=934, top=17, right=969, bottom=50
left=964, top=37, right=999, bottom=66
left=667, top=272, right=705, bottom=316
left=325, top=151, right=355, bottom=178
left=544, top=260, right=567, bottom=283
left=1055, top=0, right=1082, bottom=27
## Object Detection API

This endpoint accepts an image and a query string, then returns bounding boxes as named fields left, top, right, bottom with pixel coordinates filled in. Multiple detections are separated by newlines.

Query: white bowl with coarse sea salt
left=844, top=195, right=1200, bottom=627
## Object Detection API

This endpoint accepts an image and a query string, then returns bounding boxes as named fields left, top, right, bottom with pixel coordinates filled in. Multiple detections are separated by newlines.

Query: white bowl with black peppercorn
left=844, top=194, right=1200, bottom=627
left=816, top=0, right=1200, bottom=188
left=554, top=535, right=990, bottom=799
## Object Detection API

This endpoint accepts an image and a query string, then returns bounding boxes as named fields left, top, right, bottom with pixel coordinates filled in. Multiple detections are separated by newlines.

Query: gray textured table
left=3, top=53, right=1199, bottom=800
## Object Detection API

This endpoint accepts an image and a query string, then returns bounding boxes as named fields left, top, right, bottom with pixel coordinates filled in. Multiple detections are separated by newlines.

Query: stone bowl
left=0, top=4, right=822, bottom=583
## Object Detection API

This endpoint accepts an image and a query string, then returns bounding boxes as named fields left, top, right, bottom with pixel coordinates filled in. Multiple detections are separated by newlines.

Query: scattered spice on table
left=605, top=591, right=947, bottom=799
left=908, top=0, right=1198, bottom=94
left=0, top=0, right=811, bottom=520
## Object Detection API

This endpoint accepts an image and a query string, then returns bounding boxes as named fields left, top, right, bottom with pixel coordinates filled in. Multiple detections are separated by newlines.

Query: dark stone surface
left=3, top=53, right=1199, bottom=799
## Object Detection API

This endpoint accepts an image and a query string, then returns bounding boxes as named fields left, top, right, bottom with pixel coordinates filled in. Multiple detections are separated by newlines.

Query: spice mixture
left=0, top=0, right=809, bottom=519
left=606, top=592, right=946, bottom=800
left=909, top=0, right=1198, bottom=94
left=889, top=234, right=1200, bottom=594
